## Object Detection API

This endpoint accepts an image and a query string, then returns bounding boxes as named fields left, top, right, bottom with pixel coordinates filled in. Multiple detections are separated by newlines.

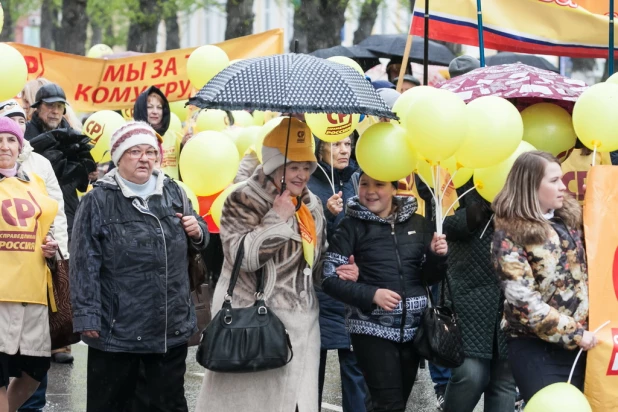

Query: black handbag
left=196, top=236, right=293, bottom=373
left=413, top=277, right=465, bottom=368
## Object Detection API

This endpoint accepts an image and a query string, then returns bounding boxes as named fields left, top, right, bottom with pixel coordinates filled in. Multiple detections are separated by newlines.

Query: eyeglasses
left=126, top=149, right=158, bottom=160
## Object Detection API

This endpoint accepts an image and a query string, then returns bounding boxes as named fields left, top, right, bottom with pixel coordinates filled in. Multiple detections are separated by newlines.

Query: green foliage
left=7, top=0, right=44, bottom=20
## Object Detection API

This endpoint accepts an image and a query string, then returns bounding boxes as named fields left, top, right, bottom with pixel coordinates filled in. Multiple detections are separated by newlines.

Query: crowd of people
left=0, top=53, right=613, bottom=412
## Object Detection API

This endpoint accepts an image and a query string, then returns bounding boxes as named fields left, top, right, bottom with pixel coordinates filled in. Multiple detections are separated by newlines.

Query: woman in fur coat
left=492, top=150, right=597, bottom=403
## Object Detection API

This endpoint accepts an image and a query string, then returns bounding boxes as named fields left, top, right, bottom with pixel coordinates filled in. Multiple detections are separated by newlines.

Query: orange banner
left=583, top=165, right=618, bottom=411
left=8, top=29, right=284, bottom=112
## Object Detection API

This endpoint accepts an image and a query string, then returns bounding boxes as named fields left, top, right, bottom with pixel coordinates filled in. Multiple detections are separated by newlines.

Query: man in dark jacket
left=133, top=86, right=171, bottom=137
left=24, top=84, right=72, bottom=140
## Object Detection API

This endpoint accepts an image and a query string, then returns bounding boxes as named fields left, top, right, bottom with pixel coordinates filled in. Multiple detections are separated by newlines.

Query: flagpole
left=610, top=0, right=615, bottom=75
left=423, top=0, right=430, bottom=85
left=476, top=0, right=486, bottom=67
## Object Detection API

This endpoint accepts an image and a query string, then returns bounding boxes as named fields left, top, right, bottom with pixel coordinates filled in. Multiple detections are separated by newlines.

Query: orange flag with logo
left=583, top=165, right=618, bottom=411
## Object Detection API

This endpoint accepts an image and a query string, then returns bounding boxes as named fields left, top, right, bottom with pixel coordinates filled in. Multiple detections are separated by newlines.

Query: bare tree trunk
left=0, top=0, right=13, bottom=41
left=91, top=23, right=103, bottom=45
left=165, top=10, right=180, bottom=49
left=40, top=0, right=59, bottom=49
left=127, top=0, right=160, bottom=52
left=225, top=0, right=255, bottom=40
left=353, top=0, right=381, bottom=45
left=57, top=0, right=89, bottom=55
left=290, top=0, right=350, bottom=53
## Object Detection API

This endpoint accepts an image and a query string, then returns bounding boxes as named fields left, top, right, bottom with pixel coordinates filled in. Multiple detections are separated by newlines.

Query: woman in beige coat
left=195, top=118, right=357, bottom=412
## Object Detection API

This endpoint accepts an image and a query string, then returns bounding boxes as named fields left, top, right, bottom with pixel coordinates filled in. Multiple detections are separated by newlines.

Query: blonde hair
left=21, top=78, right=83, bottom=130
left=493, top=151, right=560, bottom=223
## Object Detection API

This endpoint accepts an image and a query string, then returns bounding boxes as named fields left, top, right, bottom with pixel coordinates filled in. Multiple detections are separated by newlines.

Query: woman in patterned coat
left=492, top=151, right=597, bottom=403
left=195, top=117, right=356, bottom=412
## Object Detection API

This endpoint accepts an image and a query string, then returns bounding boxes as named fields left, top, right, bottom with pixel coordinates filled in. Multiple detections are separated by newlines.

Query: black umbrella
left=357, top=34, right=455, bottom=66
left=189, top=53, right=396, bottom=119
left=309, top=45, right=380, bottom=72
left=486, top=52, right=559, bottom=73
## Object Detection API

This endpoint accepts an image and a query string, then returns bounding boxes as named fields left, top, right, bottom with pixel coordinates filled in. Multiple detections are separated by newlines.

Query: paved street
left=42, top=343, right=484, bottom=411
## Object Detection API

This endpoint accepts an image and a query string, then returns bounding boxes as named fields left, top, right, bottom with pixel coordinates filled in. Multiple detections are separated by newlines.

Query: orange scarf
left=291, top=197, right=316, bottom=267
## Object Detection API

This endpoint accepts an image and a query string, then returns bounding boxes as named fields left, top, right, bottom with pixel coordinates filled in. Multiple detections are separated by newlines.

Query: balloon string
left=592, top=146, right=598, bottom=167
left=441, top=186, right=477, bottom=225
left=568, top=320, right=610, bottom=384
left=416, top=171, right=436, bottom=200
left=436, top=165, right=443, bottom=235
left=316, top=162, right=335, bottom=194
left=479, top=214, right=494, bottom=239
left=331, top=144, right=335, bottom=195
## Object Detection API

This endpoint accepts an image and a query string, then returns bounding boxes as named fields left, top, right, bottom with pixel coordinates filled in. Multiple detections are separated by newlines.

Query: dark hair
left=358, top=169, right=398, bottom=188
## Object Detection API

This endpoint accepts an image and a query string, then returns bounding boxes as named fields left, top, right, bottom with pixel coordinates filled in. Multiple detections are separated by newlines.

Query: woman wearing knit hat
left=0, top=117, right=60, bottom=410
left=322, top=171, right=449, bottom=412
left=69, top=121, right=209, bottom=412
left=195, top=117, right=353, bottom=412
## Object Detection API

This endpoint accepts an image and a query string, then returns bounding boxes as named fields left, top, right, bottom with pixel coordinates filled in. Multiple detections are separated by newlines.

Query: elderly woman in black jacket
left=322, top=171, right=448, bottom=412
left=70, top=121, right=208, bottom=412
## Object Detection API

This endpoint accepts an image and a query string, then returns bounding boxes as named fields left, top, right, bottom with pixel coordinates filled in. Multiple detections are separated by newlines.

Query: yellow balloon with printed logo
left=83, top=110, right=126, bottom=163
left=195, top=109, right=230, bottom=133
left=169, top=113, right=182, bottom=133
left=306, top=113, right=360, bottom=143
left=474, top=141, right=536, bottom=202
left=187, top=45, right=229, bottom=89
left=169, top=100, right=189, bottom=122
left=327, top=56, right=364, bottom=75
left=179, top=131, right=240, bottom=196
left=231, top=110, right=255, bottom=128
left=456, top=96, right=523, bottom=169
left=121, top=108, right=134, bottom=120
left=175, top=181, right=199, bottom=213
left=210, top=182, right=244, bottom=227
left=403, top=89, right=467, bottom=162
left=572, top=82, right=618, bottom=152
left=356, top=122, right=417, bottom=182
left=0, top=44, right=28, bottom=101
left=521, top=103, right=577, bottom=157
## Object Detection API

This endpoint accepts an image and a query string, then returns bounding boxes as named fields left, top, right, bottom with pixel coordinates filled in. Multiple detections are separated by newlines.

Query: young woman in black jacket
left=322, top=171, right=448, bottom=412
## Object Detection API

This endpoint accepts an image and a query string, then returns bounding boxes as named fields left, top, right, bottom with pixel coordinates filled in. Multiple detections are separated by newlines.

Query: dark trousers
left=351, top=334, right=421, bottom=412
left=318, top=349, right=370, bottom=412
left=86, top=344, right=188, bottom=412
left=18, top=374, right=47, bottom=412
left=507, top=338, right=586, bottom=404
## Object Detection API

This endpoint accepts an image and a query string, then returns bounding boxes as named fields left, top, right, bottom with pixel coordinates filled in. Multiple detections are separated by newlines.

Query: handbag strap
left=48, top=234, right=66, bottom=261
left=424, top=275, right=457, bottom=313
left=177, top=181, right=192, bottom=216
left=225, top=235, right=265, bottom=301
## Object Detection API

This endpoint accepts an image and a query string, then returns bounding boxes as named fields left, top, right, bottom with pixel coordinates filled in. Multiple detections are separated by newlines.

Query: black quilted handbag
left=413, top=277, right=464, bottom=368
left=196, top=236, right=293, bottom=373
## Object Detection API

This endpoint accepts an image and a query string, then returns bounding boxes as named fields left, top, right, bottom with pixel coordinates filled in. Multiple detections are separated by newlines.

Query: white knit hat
left=0, top=99, right=26, bottom=119
left=110, top=121, right=159, bottom=165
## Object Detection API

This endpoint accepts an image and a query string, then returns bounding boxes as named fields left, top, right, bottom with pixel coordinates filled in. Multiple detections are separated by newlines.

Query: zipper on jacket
left=134, top=202, right=169, bottom=353
left=390, top=221, right=407, bottom=344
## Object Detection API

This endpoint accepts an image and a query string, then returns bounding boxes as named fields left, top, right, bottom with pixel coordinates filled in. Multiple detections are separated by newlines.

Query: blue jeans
left=428, top=285, right=451, bottom=393
left=18, top=373, right=47, bottom=412
left=443, top=357, right=516, bottom=412
left=319, top=349, right=369, bottom=412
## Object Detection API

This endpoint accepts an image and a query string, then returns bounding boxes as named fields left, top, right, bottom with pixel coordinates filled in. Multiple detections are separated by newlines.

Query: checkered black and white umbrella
left=188, top=53, right=397, bottom=119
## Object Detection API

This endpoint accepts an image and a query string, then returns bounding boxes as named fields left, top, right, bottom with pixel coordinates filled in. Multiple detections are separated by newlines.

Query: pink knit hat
left=0, top=116, right=24, bottom=149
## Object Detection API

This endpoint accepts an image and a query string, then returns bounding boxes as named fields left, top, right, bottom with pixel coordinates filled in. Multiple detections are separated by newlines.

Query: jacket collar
left=345, top=195, right=418, bottom=224
left=0, top=163, right=31, bottom=183
left=96, top=168, right=166, bottom=199
left=30, top=110, right=71, bottom=132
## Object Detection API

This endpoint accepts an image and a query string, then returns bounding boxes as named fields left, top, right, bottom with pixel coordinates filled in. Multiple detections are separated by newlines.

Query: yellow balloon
left=83, top=110, right=126, bottom=163
left=0, top=44, right=28, bottom=101
left=403, top=89, right=467, bottom=162
left=572, top=82, right=618, bottom=152
left=415, top=157, right=435, bottom=188
left=392, top=86, right=438, bottom=120
left=327, top=56, right=364, bottom=75
left=474, top=141, right=536, bottom=202
left=121, top=108, right=134, bottom=120
left=525, top=383, right=591, bottom=412
left=175, top=181, right=199, bottom=213
left=521, top=103, right=577, bottom=157
left=186, top=45, right=229, bottom=89
left=179, top=131, right=240, bottom=196
left=169, top=100, right=188, bottom=122
left=169, top=113, right=182, bottom=133
left=305, top=113, right=360, bottom=143
left=440, top=156, right=473, bottom=189
left=210, top=182, right=244, bottom=228
left=195, top=109, right=230, bottom=133
left=254, top=117, right=286, bottom=162
left=87, top=44, right=113, bottom=58
left=456, top=96, right=523, bottom=169
left=606, top=72, right=618, bottom=84
left=234, top=126, right=260, bottom=156
left=357, top=122, right=418, bottom=182
left=231, top=110, right=254, bottom=128
left=253, top=110, right=265, bottom=126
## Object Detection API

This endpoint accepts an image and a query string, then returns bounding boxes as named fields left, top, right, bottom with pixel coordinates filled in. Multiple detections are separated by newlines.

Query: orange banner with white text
left=583, top=166, right=618, bottom=411
left=8, top=29, right=283, bottom=112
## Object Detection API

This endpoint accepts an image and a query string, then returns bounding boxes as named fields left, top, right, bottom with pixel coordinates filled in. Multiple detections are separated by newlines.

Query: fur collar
left=247, top=165, right=318, bottom=211
left=494, top=196, right=582, bottom=245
